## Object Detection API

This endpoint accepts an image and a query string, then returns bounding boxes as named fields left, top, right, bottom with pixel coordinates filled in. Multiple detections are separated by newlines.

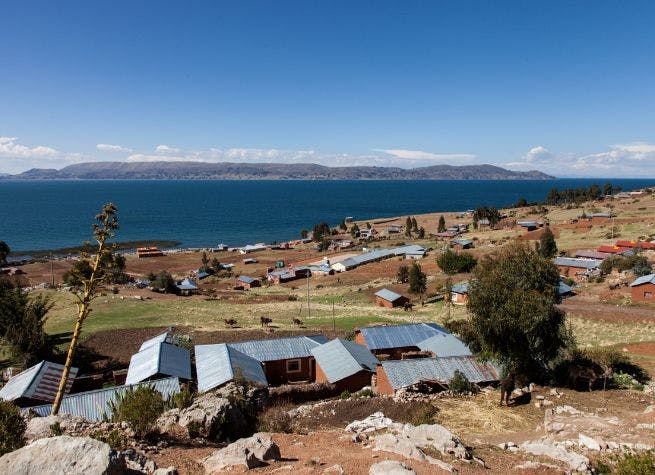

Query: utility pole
left=307, top=273, right=310, bottom=319
left=50, top=252, right=54, bottom=287
left=332, top=301, right=335, bottom=332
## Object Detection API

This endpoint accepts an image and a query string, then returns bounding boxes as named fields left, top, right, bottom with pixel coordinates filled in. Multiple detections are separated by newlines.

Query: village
left=1, top=186, right=655, bottom=474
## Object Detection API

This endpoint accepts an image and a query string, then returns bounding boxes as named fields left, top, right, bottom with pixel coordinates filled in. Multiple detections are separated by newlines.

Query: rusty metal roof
left=0, top=361, right=78, bottom=403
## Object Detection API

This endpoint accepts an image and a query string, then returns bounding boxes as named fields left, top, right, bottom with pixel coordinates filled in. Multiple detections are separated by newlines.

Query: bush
left=437, top=249, right=477, bottom=274
left=170, top=386, right=195, bottom=410
left=0, top=400, right=26, bottom=456
left=449, top=370, right=479, bottom=394
left=90, top=429, right=129, bottom=450
left=356, top=388, right=376, bottom=398
left=257, top=406, right=293, bottom=433
left=49, top=421, right=64, bottom=436
left=110, top=386, right=166, bottom=437
left=340, top=390, right=352, bottom=400
left=410, top=406, right=437, bottom=426
left=599, top=450, right=655, bottom=474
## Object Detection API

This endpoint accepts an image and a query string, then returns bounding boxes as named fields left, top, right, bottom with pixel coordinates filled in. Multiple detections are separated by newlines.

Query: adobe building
left=630, top=274, right=655, bottom=303
left=374, top=288, right=410, bottom=308
left=450, top=282, right=469, bottom=305
left=311, top=338, right=378, bottom=392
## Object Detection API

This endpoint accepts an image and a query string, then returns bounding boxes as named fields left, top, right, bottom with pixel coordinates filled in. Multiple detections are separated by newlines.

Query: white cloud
left=374, top=149, right=475, bottom=162
left=155, top=144, right=181, bottom=154
left=507, top=143, right=655, bottom=177
left=96, top=143, right=132, bottom=153
left=0, top=137, right=88, bottom=173
left=0, top=136, right=58, bottom=158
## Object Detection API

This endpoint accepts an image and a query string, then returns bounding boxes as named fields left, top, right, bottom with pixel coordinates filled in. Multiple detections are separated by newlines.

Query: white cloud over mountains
left=506, top=142, right=655, bottom=177
left=2, top=136, right=655, bottom=177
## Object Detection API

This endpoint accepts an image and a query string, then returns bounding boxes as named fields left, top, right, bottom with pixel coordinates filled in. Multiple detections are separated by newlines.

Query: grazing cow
left=568, top=363, right=612, bottom=391
left=292, top=318, right=303, bottom=326
left=403, top=302, right=414, bottom=311
left=223, top=318, right=237, bottom=327
left=260, top=316, right=272, bottom=327
left=499, top=372, right=515, bottom=406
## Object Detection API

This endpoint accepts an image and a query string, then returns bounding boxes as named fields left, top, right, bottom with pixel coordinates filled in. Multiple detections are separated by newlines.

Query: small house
left=354, top=323, right=451, bottom=359
left=0, top=361, right=78, bottom=407
left=125, top=337, right=192, bottom=386
left=237, top=275, right=261, bottom=289
left=553, top=257, right=601, bottom=281
left=195, top=343, right=268, bottom=392
left=559, top=280, right=575, bottom=298
left=386, top=225, right=402, bottom=234
left=451, top=239, right=473, bottom=250
left=137, top=247, right=164, bottom=258
left=450, top=282, right=470, bottom=305
left=630, top=274, right=655, bottom=303
left=517, top=221, right=538, bottom=231
left=374, top=288, right=410, bottom=308
left=596, top=245, right=631, bottom=255
left=228, top=335, right=328, bottom=385
left=416, top=334, right=472, bottom=358
left=243, top=257, right=258, bottom=264
left=574, top=250, right=610, bottom=260
left=176, top=278, right=199, bottom=295
left=374, top=356, right=499, bottom=395
left=239, top=244, right=267, bottom=254
left=311, top=338, right=379, bottom=391
left=615, top=240, right=655, bottom=250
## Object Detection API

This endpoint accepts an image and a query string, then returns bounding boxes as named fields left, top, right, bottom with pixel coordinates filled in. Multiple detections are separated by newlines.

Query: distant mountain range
left=2, top=161, right=554, bottom=180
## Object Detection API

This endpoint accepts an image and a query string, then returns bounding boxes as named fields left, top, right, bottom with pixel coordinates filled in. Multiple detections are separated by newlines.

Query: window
left=645, top=291, right=653, bottom=299
left=286, top=359, right=301, bottom=373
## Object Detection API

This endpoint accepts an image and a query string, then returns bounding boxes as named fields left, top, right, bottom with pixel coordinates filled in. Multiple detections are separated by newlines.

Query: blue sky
left=1, top=1, right=654, bottom=177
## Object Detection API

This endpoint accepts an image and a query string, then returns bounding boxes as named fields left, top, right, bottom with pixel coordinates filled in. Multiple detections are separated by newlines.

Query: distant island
left=1, top=161, right=553, bottom=180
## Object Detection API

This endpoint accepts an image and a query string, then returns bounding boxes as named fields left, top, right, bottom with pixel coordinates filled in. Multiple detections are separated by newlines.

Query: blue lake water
left=1, top=179, right=654, bottom=252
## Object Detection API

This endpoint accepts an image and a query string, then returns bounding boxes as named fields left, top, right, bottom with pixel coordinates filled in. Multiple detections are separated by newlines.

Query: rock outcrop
left=202, top=433, right=280, bottom=472
left=369, top=460, right=416, bottom=475
left=0, top=436, right=126, bottom=475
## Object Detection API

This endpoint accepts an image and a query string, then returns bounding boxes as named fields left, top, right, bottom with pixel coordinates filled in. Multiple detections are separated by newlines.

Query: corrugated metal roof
left=177, top=278, right=198, bottom=290
left=195, top=344, right=268, bottom=393
left=451, top=282, right=469, bottom=294
left=359, top=323, right=449, bottom=351
left=125, top=342, right=191, bottom=385
left=374, top=288, right=403, bottom=302
left=553, top=257, right=601, bottom=269
left=25, top=377, right=180, bottom=421
left=229, top=335, right=328, bottom=362
left=311, top=338, right=378, bottom=383
left=381, top=356, right=499, bottom=389
left=139, top=331, right=171, bottom=351
left=575, top=250, right=610, bottom=260
left=238, top=275, right=258, bottom=284
left=332, top=246, right=426, bottom=271
left=517, top=221, right=538, bottom=227
left=0, top=361, right=78, bottom=403
left=417, top=335, right=472, bottom=357
left=559, top=281, right=574, bottom=295
left=631, top=273, right=655, bottom=287
left=451, top=239, right=473, bottom=246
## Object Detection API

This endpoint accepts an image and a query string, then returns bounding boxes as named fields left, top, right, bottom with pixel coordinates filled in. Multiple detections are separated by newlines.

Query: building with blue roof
left=354, top=323, right=450, bottom=359
left=451, top=282, right=470, bottom=305
left=236, top=275, right=261, bottom=288
left=416, top=334, right=472, bottom=358
left=195, top=344, right=268, bottom=392
left=374, top=288, right=409, bottom=308
left=125, top=341, right=192, bottom=385
left=176, top=277, right=199, bottom=294
left=630, top=273, right=655, bottom=303
left=311, top=338, right=379, bottom=391
left=375, top=356, right=499, bottom=395
left=228, top=335, right=328, bottom=385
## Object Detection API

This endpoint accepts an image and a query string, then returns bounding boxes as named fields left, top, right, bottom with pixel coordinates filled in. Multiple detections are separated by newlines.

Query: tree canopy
left=437, top=249, right=477, bottom=274
left=408, top=262, right=427, bottom=294
left=538, top=227, right=558, bottom=259
left=466, top=243, right=569, bottom=377
left=0, top=241, right=9, bottom=266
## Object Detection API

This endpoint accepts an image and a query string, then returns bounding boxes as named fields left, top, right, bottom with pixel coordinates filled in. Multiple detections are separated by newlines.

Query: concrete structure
left=374, top=288, right=409, bottom=308
left=630, top=274, right=655, bottom=303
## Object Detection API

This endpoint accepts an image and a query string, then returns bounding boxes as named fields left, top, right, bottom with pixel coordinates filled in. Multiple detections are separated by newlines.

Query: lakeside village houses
left=0, top=323, right=499, bottom=420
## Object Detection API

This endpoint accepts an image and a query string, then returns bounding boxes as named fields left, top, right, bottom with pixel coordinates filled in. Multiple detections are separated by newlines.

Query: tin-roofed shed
left=195, top=344, right=268, bottom=392
left=26, top=377, right=180, bottom=421
left=374, top=288, right=409, bottom=308
left=375, top=356, right=499, bottom=395
left=311, top=339, right=378, bottom=391
left=417, top=334, right=472, bottom=358
left=125, top=342, right=191, bottom=385
left=0, top=361, right=78, bottom=406
left=630, top=273, right=655, bottom=303
left=354, top=323, right=449, bottom=359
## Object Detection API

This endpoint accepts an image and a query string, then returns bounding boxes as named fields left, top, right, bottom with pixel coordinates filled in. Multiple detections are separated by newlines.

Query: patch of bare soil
left=559, top=297, right=655, bottom=324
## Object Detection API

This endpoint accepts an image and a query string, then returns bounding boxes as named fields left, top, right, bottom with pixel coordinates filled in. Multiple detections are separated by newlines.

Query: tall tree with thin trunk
left=51, top=203, right=119, bottom=415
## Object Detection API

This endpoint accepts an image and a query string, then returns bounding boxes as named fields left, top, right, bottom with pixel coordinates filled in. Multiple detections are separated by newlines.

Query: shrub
left=449, top=370, right=479, bottom=394
left=410, top=406, right=437, bottom=426
left=90, top=429, right=129, bottom=450
left=356, top=388, right=376, bottom=399
left=340, top=390, right=352, bottom=400
left=110, top=386, right=166, bottom=437
left=611, top=450, right=655, bottom=474
left=49, top=421, right=64, bottom=436
left=257, top=406, right=293, bottom=433
left=437, top=249, right=477, bottom=275
left=171, top=386, right=196, bottom=410
left=0, top=400, right=26, bottom=456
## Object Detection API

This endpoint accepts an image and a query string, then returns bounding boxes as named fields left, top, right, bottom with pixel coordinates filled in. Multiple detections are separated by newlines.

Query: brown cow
left=292, top=318, right=303, bottom=326
left=499, top=372, right=515, bottom=406
left=224, top=318, right=237, bottom=327
left=260, top=316, right=273, bottom=327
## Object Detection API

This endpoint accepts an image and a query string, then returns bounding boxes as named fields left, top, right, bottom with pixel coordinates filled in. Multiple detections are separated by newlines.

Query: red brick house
left=630, top=274, right=655, bottom=303
left=374, top=288, right=409, bottom=308
left=228, top=336, right=328, bottom=386
left=236, top=275, right=261, bottom=289
left=450, top=282, right=469, bottom=306
left=311, top=338, right=378, bottom=392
